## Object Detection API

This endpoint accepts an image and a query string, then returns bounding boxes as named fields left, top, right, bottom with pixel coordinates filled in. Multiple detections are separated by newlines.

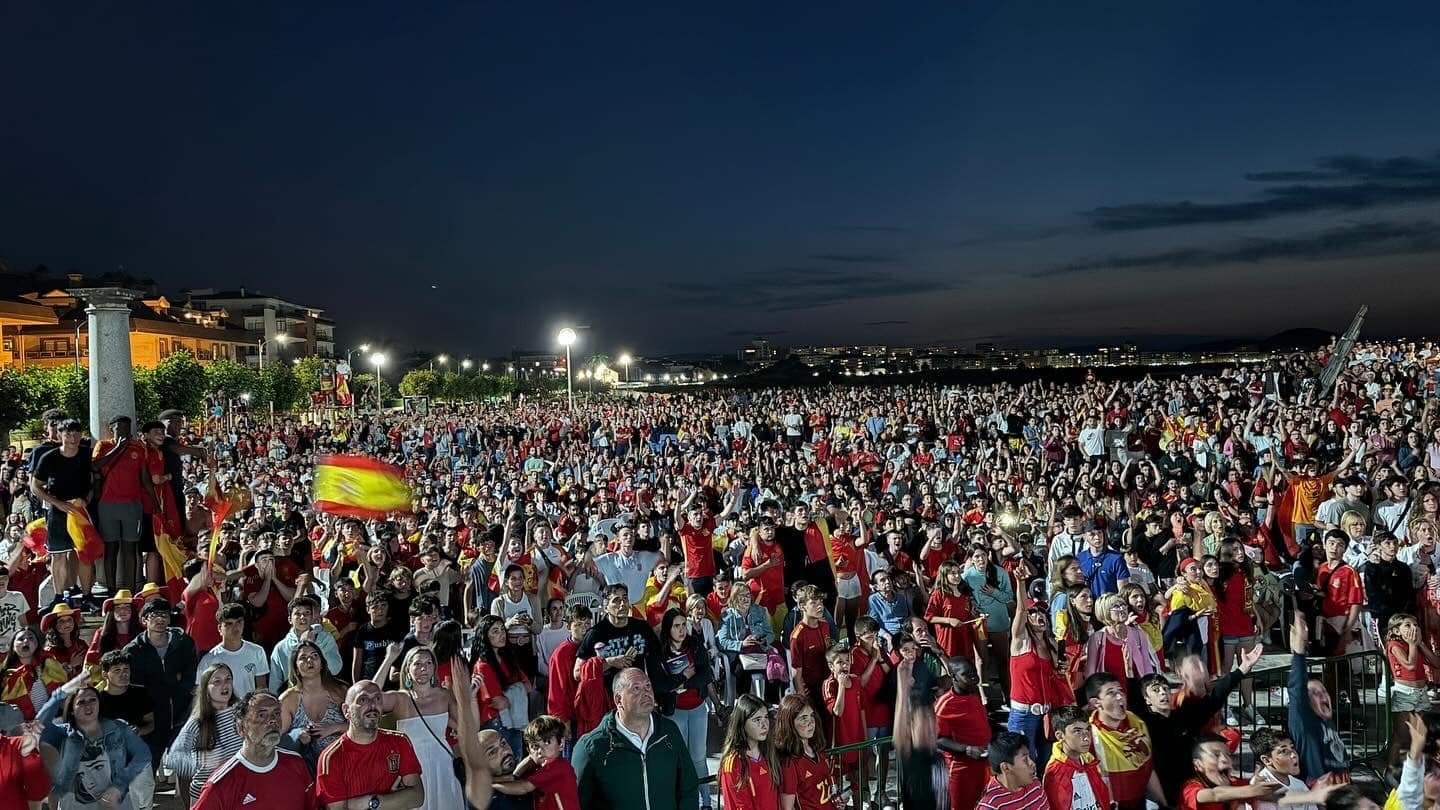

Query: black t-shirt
left=160, top=436, right=187, bottom=506
left=99, top=686, right=153, bottom=728
left=32, top=446, right=92, bottom=502
left=26, top=440, right=60, bottom=472
left=354, top=621, right=406, bottom=680
left=577, top=617, right=661, bottom=690
left=774, top=526, right=810, bottom=590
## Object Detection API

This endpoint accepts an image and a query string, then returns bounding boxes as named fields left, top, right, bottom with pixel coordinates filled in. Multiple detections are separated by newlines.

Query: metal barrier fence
left=1227, top=649, right=1392, bottom=780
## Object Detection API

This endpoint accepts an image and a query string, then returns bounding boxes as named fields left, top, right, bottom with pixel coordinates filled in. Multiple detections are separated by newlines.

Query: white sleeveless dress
left=395, top=712, right=463, bottom=810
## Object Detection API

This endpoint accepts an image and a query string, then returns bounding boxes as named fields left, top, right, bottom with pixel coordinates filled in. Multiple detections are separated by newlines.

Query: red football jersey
left=315, top=730, right=422, bottom=807
left=193, top=749, right=315, bottom=810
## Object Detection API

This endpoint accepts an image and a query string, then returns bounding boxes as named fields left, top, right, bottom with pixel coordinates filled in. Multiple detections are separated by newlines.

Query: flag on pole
left=313, top=454, right=413, bottom=519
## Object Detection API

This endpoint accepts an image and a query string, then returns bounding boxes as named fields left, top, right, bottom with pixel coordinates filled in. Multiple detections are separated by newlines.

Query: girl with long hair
left=1122, top=583, right=1162, bottom=654
left=773, top=693, right=836, bottom=810
left=386, top=646, right=463, bottom=810
left=1054, top=584, right=1095, bottom=690
left=430, top=619, right=465, bottom=690
left=469, top=613, right=530, bottom=757
left=1047, top=555, right=1086, bottom=625
left=85, top=592, right=139, bottom=672
left=279, top=639, right=349, bottom=772
left=165, top=663, right=241, bottom=806
left=718, top=693, right=782, bottom=810
left=924, top=559, right=979, bottom=669
left=655, top=607, right=715, bottom=810
left=42, top=604, right=86, bottom=679
left=2, top=626, right=67, bottom=720
left=962, top=545, right=1015, bottom=693
left=1214, top=536, right=1259, bottom=722
left=36, top=672, right=151, bottom=810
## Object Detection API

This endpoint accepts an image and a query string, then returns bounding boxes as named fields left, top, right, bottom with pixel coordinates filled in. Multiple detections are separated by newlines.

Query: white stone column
left=72, top=288, right=141, bottom=438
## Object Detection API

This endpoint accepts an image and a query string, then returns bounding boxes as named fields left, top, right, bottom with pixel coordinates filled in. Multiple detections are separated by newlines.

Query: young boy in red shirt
left=823, top=645, right=867, bottom=805
left=492, top=715, right=580, bottom=810
left=1178, top=733, right=1283, bottom=810
left=789, top=585, right=832, bottom=717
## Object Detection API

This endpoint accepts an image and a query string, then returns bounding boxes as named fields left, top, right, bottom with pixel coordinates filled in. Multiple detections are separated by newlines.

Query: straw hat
left=135, top=582, right=164, bottom=602
left=40, top=603, right=80, bottom=632
left=102, top=589, right=139, bottom=614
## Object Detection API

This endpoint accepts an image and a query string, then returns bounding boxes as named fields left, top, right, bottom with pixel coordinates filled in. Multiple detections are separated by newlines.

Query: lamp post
left=371, top=352, right=386, bottom=413
left=557, top=327, right=577, bottom=411
left=618, top=353, right=632, bottom=383
left=344, top=343, right=370, bottom=420
left=461, top=358, right=472, bottom=371
left=257, top=334, right=291, bottom=370
left=430, top=353, right=448, bottom=371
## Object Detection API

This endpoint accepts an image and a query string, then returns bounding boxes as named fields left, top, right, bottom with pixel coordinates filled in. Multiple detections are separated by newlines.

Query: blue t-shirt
left=1077, top=548, right=1130, bottom=597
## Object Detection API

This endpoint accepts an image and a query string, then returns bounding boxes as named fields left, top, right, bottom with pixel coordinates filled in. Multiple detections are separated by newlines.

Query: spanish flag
left=67, top=501, right=105, bottom=564
left=313, top=454, right=413, bottom=519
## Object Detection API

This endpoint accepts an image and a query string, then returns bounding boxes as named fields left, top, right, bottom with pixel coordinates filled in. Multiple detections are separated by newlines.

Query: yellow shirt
left=1169, top=581, right=1216, bottom=615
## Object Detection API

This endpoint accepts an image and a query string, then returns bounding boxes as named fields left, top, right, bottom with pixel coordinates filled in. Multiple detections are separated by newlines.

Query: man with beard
left=193, top=692, right=314, bottom=810
left=476, top=729, right=525, bottom=810
left=316, top=681, right=424, bottom=810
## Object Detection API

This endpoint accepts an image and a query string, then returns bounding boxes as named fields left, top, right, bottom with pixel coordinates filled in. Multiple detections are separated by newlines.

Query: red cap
left=1179, top=557, right=1200, bottom=572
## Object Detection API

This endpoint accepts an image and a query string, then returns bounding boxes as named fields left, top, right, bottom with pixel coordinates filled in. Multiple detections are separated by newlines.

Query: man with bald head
left=316, top=680, right=425, bottom=810
left=573, top=667, right=698, bottom=810
left=194, top=691, right=314, bottom=810
left=475, top=729, right=525, bottom=810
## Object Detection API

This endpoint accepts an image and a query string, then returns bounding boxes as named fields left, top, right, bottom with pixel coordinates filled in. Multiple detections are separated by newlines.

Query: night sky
left=5, top=2, right=1440, bottom=357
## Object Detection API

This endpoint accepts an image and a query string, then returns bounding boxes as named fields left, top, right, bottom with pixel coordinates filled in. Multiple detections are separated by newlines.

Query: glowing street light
left=557, top=327, right=577, bottom=411
left=618, top=353, right=632, bottom=383
left=371, top=352, right=387, bottom=412
left=461, top=358, right=473, bottom=371
left=257, top=334, right=291, bottom=370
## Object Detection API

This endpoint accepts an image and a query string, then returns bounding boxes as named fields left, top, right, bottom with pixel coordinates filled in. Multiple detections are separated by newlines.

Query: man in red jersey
left=194, top=691, right=314, bottom=810
left=674, top=488, right=717, bottom=595
left=316, top=681, right=424, bottom=810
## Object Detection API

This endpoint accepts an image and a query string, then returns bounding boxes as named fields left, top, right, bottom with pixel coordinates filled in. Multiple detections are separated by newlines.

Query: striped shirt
left=977, top=776, right=1051, bottom=810
left=166, top=706, right=244, bottom=787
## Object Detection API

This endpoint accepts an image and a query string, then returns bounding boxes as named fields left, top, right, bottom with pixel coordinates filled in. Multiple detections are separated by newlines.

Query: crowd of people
left=3, top=338, right=1440, bottom=810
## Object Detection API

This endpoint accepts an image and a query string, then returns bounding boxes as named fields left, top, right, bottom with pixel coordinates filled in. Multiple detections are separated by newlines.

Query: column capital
left=71, top=287, right=143, bottom=311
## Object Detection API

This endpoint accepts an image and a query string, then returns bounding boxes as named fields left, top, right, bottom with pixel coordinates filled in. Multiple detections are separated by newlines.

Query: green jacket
left=573, top=710, right=699, bottom=810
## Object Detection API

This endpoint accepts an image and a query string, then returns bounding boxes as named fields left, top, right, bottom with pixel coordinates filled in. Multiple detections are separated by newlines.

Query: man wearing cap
left=93, top=415, right=151, bottom=593
left=30, top=419, right=96, bottom=611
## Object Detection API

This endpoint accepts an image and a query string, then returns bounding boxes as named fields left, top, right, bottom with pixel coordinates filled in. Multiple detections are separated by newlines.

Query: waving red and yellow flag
left=313, top=454, right=413, bottom=519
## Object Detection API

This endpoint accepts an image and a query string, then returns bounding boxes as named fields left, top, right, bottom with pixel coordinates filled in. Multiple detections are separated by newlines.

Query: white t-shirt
left=535, top=626, right=571, bottom=676
left=0, top=590, right=31, bottom=651
left=1251, top=768, right=1315, bottom=810
left=198, top=641, right=271, bottom=699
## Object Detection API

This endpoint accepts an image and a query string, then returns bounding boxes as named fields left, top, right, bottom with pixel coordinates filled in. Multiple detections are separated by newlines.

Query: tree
left=0, top=368, right=40, bottom=440
left=399, top=369, right=442, bottom=399
left=204, top=358, right=260, bottom=402
left=258, top=363, right=303, bottom=412
left=132, top=367, right=160, bottom=422
left=151, top=350, right=206, bottom=416
left=293, top=356, right=325, bottom=399
left=352, top=372, right=392, bottom=410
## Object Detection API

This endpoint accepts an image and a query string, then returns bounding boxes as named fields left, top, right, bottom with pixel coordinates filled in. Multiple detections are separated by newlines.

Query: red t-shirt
left=194, top=750, right=315, bottom=810
left=94, top=440, right=148, bottom=504
left=719, top=751, right=781, bottom=810
left=780, top=752, right=836, bottom=810
left=850, top=646, right=891, bottom=729
left=528, top=756, right=580, bottom=810
left=924, top=591, right=976, bottom=659
left=742, top=542, right=786, bottom=610
left=1389, top=639, right=1426, bottom=681
left=921, top=542, right=958, bottom=579
left=1317, top=562, right=1364, bottom=619
left=241, top=570, right=290, bottom=648
left=185, top=589, right=222, bottom=654
left=1215, top=572, right=1254, bottom=638
left=315, top=730, right=422, bottom=807
left=471, top=659, right=504, bottom=724
left=679, top=520, right=718, bottom=579
left=789, top=621, right=831, bottom=689
left=823, top=676, right=867, bottom=759
left=1178, top=777, right=1248, bottom=810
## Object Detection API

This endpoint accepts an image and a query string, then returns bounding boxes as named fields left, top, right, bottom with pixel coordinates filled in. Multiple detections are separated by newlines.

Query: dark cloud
left=809, top=253, right=901, bottom=263
left=1035, top=219, right=1440, bottom=277
left=947, top=225, right=1072, bottom=248
left=1086, top=149, right=1440, bottom=231
left=725, top=329, right=788, bottom=336
left=670, top=267, right=951, bottom=312
left=864, top=320, right=910, bottom=326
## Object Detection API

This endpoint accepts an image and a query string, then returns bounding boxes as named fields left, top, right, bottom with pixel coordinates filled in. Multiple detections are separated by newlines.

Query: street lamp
left=481, top=362, right=489, bottom=372
left=431, top=353, right=449, bottom=371
left=257, top=334, right=291, bottom=370
left=619, top=353, right=632, bottom=383
left=461, top=359, right=473, bottom=371
left=371, top=352, right=387, bottom=413
left=557, top=327, right=577, bottom=411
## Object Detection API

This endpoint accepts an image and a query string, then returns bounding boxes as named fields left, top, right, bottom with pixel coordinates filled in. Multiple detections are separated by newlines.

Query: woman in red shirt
left=469, top=614, right=530, bottom=753
left=829, top=510, right=869, bottom=642
left=719, top=693, right=782, bottom=810
left=774, top=693, right=836, bottom=810
left=925, top=560, right=978, bottom=662
left=1214, top=538, right=1258, bottom=721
